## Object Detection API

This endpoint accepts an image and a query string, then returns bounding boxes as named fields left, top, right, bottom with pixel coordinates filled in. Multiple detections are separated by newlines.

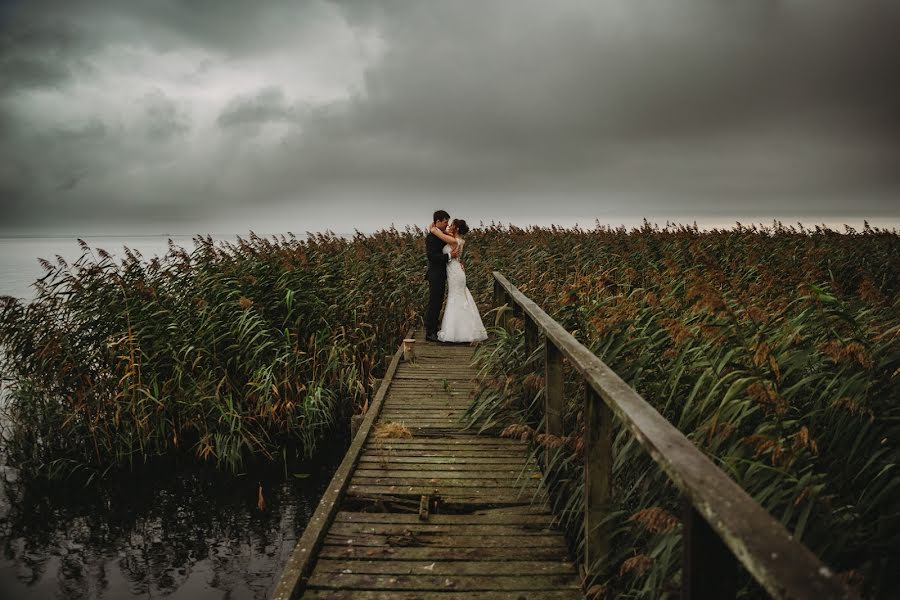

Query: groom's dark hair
left=433, top=210, right=450, bottom=223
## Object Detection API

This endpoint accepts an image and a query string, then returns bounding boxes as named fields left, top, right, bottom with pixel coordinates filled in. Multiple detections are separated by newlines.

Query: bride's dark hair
left=453, top=219, right=469, bottom=236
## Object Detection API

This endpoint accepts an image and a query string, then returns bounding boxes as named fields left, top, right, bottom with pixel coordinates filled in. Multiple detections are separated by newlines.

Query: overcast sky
left=1, top=0, right=898, bottom=235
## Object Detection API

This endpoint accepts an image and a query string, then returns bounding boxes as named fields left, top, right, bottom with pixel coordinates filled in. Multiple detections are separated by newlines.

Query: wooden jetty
left=273, top=327, right=582, bottom=599
left=273, top=272, right=858, bottom=600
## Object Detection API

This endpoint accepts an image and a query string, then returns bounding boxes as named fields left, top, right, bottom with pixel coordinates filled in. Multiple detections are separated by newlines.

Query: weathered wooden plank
left=361, top=451, right=527, bottom=459
left=356, top=460, right=537, bottom=471
left=392, top=375, right=478, bottom=380
left=360, top=453, right=527, bottom=461
left=376, top=418, right=465, bottom=423
left=362, top=444, right=526, bottom=452
left=395, top=364, right=477, bottom=369
left=363, top=437, right=523, bottom=445
left=387, top=390, right=477, bottom=394
left=347, top=484, right=545, bottom=499
left=493, top=272, right=856, bottom=600
left=312, top=559, right=576, bottom=575
left=271, top=330, right=411, bottom=600
left=380, top=408, right=471, bottom=413
left=361, top=447, right=530, bottom=454
left=349, top=476, right=541, bottom=490
left=384, top=401, right=474, bottom=406
left=324, top=533, right=566, bottom=548
left=384, top=399, right=474, bottom=404
left=317, top=545, right=571, bottom=561
left=306, top=572, right=580, bottom=591
left=327, top=522, right=558, bottom=537
left=380, top=410, right=468, bottom=415
left=354, top=469, right=535, bottom=479
left=334, top=510, right=553, bottom=525
left=303, top=590, right=580, bottom=599
left=392, top=371, right=477, bottom=375
left=382, top=399, right=472, bottom=403
left=369, top=436, right=528, bottom=452
left=389, top=378, right=477, bottom=382
left=357, top=456, right=530, bottom=465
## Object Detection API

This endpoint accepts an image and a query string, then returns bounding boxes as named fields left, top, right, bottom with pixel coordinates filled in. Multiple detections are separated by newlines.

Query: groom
left=425, top=210, right=459, bottom=342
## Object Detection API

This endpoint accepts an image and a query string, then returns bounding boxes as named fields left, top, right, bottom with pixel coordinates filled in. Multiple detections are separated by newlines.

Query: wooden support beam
left=494, top=280, right=511, bottom=330
left=682, top=497, right=737, bottom=600
left=544, top=339, right=564, bottom=438
left=584, top=381, right=612, bottom=573
left=524, top=315, right=539, bottom=361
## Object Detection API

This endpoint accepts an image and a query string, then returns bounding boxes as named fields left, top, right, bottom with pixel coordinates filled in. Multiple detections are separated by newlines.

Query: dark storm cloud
left=1, top=0, right=898, bottom=232
left=313, top=1, right=900, bottom=177
left=0, top=15, right=96, bottom=92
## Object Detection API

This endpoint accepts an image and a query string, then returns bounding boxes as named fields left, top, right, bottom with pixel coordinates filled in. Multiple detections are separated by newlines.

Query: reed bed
left=1, top=222, right=896, bottom=597
left=461, top=222, right=898, bottom=599
left=0, top=230, right=428, bottom=479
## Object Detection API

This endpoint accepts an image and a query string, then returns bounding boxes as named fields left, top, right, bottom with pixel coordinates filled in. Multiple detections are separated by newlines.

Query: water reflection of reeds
left=1, top=449, right=342, bottom=600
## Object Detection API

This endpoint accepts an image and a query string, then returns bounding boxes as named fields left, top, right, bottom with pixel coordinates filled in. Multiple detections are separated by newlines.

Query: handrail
left=492, top=272, right=856, bottom=600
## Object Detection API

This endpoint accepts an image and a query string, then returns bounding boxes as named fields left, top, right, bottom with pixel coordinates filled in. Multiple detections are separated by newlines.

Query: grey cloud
left=0, top=56, right=69, bottom=92
left=276, top=0, right=900, bottom=207
left=217, top=87, right=299, bottom=129
left=0, top=13, right=95, bottom=92
left=1, top=0, right=898, bottom=233
left=143, top=90, right=190, bottom=141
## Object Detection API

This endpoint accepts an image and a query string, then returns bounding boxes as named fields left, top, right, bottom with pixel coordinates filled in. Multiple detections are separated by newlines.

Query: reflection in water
left=0, top=447, right=343, bottom=599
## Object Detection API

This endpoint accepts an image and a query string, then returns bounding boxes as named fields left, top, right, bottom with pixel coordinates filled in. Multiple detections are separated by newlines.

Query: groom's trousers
left=425, top=271, right=446, bottom=336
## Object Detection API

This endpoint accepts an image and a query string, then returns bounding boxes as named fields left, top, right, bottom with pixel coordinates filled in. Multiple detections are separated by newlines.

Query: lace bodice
left=442, top=237, right=464, bottom=262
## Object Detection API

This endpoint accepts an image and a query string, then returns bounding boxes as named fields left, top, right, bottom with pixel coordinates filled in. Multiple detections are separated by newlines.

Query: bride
left=427, top=219, right=488, bottom=343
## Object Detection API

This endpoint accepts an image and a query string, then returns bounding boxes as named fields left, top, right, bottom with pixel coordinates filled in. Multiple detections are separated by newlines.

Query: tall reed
left=0, top=229, right=428, bottom=479
left=463, top=221, right=898, bottom=599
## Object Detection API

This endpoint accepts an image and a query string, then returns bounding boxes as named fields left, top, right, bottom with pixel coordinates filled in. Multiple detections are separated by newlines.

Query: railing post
left=524, top=315, right=539, bottom=360
left=493, top=278, right=510, bottom=330
left=682, top=497, right=736, bottom=600
left=544, top=339, right=564, bottom=438
left=584, top=381, right=612, bottom=573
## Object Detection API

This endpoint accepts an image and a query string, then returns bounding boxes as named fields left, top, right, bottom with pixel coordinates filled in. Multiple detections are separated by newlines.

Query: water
left=0, top=235, right=346, bottom=599
left=0, top=236, right=221, bottom=300
left=0, top=453, right=343, bottom=600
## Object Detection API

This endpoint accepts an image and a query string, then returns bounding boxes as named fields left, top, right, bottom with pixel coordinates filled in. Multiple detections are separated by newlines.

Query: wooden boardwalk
left=276, top=329, right=582, bottom=599
left=275, top=273, right=858, bottom=600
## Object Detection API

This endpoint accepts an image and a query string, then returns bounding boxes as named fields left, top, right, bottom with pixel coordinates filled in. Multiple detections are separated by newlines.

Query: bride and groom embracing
left=424, top=210, right=488, bottom=344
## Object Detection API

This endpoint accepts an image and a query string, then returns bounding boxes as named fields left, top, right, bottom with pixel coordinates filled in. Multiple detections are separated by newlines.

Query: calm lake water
left=0, top=235, right=345, bottom=600
left=0, top=236, right=220, bottom=300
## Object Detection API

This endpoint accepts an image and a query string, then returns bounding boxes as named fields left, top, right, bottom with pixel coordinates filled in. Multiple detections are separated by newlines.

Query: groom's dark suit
left=424, top=231, right=450, bottom=337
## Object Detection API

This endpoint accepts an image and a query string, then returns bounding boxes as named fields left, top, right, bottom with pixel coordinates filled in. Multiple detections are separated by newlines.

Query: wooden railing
left=492, top=272, right=856, bottom=600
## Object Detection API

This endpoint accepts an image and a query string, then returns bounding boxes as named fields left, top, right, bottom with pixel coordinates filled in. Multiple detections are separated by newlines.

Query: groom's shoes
left=425, top=333, right=440, bottom=343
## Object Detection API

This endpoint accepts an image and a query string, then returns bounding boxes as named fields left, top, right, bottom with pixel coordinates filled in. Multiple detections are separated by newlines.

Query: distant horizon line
left=1, top=217, right=898, bottom=239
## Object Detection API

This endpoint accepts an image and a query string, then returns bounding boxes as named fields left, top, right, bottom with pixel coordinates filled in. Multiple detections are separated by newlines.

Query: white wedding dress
left=437, top=238, right=488, bottom=343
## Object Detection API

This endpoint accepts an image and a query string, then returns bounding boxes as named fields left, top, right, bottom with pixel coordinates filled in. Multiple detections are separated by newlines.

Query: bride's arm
left=428, top=225, right=458, bottom=245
